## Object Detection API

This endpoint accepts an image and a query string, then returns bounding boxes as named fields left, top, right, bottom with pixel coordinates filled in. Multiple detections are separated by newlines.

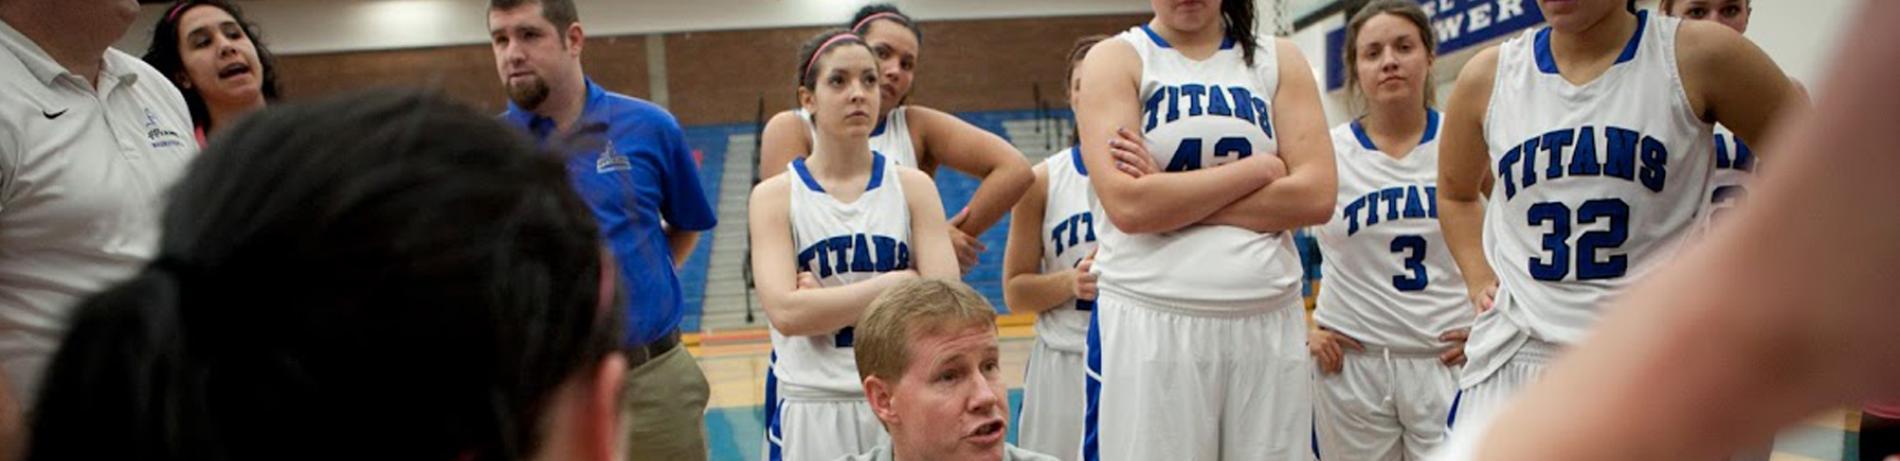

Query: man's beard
left=507, top=75, right=551, bottom=111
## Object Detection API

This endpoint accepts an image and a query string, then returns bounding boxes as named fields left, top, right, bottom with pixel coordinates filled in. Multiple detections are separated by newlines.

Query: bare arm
left=1467, top=3, right=1900, bottom=459
left=758, top=111, right=813, bottom=180
left=1676, top=20, right=1806, bottom=157
left=1077, top=39, right=1282, bottom=235
left=1001, top=165, right=1078, bottom=314
left=1437, top=47, right=1502, bottom=311
left=749, top=176, right=918, bottom=336
left=665, top=226, right=700, bottom=268
left=1201, top=39, right=1339, bottom=232
left=896, top=168, right=962, bottom=279
left=910, top=106, right=1034, bottom=237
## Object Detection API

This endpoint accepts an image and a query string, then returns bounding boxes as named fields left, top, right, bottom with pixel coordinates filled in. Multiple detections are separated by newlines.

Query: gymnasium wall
left=147, top=12, right=1148, bottom=125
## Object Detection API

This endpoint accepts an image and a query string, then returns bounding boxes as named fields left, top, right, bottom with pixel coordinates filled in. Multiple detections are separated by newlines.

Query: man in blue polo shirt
left=488, top=1, right=716, bottom=459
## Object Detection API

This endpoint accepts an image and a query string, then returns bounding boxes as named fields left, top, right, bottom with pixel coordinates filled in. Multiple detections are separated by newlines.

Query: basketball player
left=749, top=29, right=960, bottom=461
left=142, top=0, right=279, bottom=143
left=999, top=34, right=1107, bottom=461
left=1429, top=4, right=1900, bottom=458
left=1435, top=0, right=1801, bottom=428
left=760, top=5, right=1033, bottom=273
left=1308, top=2, right=1469, bottom=459
left=1072, top=0, right=1337, bottom=458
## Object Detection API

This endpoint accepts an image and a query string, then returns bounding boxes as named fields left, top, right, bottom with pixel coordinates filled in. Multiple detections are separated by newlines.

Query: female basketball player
left=1436, top=0, right=1801, bottom=427
left=1071, top=0, right=1337, bottom=458
left=1000, top=34, right=1107, bottom=461
left=748, top=29, right=960, bottom=461
left=1306, top=1, right=1469, bottom=459
left=1430, top=4, right=1900, bottom=458
left=759, top=4, right=1032, bottom=273
left=143, top=0, right=278, bottom=142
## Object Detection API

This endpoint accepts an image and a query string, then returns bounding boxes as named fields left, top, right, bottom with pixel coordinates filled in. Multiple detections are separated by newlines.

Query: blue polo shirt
left=502, top=80, right=716, bottom=347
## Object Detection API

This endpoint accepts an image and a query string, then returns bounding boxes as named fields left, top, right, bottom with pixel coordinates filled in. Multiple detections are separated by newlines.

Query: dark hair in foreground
left=1222, top=0, right=1262, bottom=66
left=26, top=90, right=623, bottom=461
left=142, top=0, right=283, bottom=132
left=849, top=4, right=923, bottom=45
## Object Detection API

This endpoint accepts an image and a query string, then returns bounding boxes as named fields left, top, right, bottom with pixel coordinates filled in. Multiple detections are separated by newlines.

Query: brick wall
left=274, top=14, right=1146, bottom=124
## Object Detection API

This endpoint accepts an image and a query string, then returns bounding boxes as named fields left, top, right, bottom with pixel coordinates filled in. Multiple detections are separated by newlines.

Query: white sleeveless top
left=1313, top=111, right=1472, bottom=352
left=1035, top=147, right=1096, bottom=352
left=798, top=107, right=919, bottom=169
left=771, top=152, right=913, bottom=398
left=1698, top=124, right=1753, bottom=229
left=1091, top=25, right=1300, bottom=313
left=1480, top=11, right=1713, bottom=346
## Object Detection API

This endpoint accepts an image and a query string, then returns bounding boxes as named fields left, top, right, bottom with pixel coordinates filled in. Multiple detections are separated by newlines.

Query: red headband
left=164, top=1, right=199, bottom=23
left=803, top=34, right=860, bottom=82
left=851, top=12, right=906, bottom=33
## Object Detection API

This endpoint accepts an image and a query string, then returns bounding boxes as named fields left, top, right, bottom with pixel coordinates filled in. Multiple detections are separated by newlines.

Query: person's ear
left=798, top=87, right=816, bottom=118
left=565, top=22, right=586, bottom=56
left=864, top=375, right=900, bottom=427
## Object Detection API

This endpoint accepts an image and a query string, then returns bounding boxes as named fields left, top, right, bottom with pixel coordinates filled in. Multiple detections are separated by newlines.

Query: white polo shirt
left=0, top=19, right=197, bottom=405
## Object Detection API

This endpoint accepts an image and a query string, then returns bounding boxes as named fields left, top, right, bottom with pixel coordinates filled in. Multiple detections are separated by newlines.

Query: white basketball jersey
left=772, top=153, right=913, bottom=398
left=1482, top=11, right=1713, bottom=344
left=1036, top=146, right=1096, bottom=352
left=1698, top=124, right=1754, bottom=229
left=1090, top=25, right=1301, bottom=312
left=1313, top=111, right=1471, bottom=351
left=798, top=107, right=919, bottom=168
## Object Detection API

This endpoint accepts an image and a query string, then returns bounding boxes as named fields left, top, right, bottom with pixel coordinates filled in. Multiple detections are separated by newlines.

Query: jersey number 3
left=1390, top=235, right=1430, bottom=291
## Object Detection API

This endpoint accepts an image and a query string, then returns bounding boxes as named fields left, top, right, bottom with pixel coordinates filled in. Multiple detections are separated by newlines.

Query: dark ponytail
left=1223, top=0, right=1262, bottom=66
left=26, top=90, right=622, bottom=461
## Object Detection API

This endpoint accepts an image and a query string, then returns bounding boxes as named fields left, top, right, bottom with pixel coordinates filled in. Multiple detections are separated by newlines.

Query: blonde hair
left=853, top=279, right=998, bottom=383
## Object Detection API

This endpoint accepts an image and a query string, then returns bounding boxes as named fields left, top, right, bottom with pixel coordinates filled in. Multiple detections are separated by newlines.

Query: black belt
left=626, top=331, right=682, bottom=369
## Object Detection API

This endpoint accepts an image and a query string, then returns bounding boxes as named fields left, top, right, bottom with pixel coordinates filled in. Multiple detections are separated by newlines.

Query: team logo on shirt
left=144, top=108, right=186, bottom=149
left=596, top=140, right=632, bottom=173
left=797, top=234, right=911, bottom=279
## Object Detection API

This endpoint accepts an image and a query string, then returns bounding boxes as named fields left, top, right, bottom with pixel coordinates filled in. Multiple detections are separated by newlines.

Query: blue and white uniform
left=1083, top=25, right=1310, bottom=461
left=1700, top=125, right=1753, bottom=229
left=798, top=108, right=919, bottom=168
left=1017, top=146, right=1095, bottom=461
left=765, top=153, right=911, bottom=461
left=1456, top=11, right=1715, bottom=427
left=1311, top=111, right=1470, bottom=460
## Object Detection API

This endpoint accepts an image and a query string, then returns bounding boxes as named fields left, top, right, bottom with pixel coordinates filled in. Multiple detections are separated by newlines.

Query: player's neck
left=206, top=95, right=267, bottom=135
left=1551, top=10, right=1639, bottom=67
left=1148, top=18, right=1226, bottom=54
left=809, top=132, right=875, bottom=180
left=1361, top=102, right=1428, bottom=150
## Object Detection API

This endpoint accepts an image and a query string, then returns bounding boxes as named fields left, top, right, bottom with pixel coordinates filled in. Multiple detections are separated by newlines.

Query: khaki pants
left=620, top=344, right=710, bottom=461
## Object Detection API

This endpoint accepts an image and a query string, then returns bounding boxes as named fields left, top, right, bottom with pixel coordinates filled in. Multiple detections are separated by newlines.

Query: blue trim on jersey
left=791, top=152, right=887, bottom=193
left=1070, top=146, right=1089, bottom=177
left=1617, top=11, right=1650, bottom=65
left=1533, top=28, right=1559, bottom=74
left=791, top=157, right=825, bottom=192
left=1139, top=24, right=1237, bottom=50
left=1311, top=412, right=1323, bottom=460
left=1445, top=388, right=1464, bottom=429
left=1535, top=10, right=1649, bottom=75
left=1350, top=119, right=1378, bottom=150
left=1349, top=109, right=1440, bottom=151
left=870, top=112, right=890, bottom=137
left=765, top=352, right=783, bottom=461
left=1082, top=308, right=1103, bottom=461
left=866, top=152, right=888, bottom=191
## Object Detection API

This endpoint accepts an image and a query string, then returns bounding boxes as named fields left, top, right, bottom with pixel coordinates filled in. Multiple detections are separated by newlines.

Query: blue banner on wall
left=1326, top=0, right=1546, bottom=91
